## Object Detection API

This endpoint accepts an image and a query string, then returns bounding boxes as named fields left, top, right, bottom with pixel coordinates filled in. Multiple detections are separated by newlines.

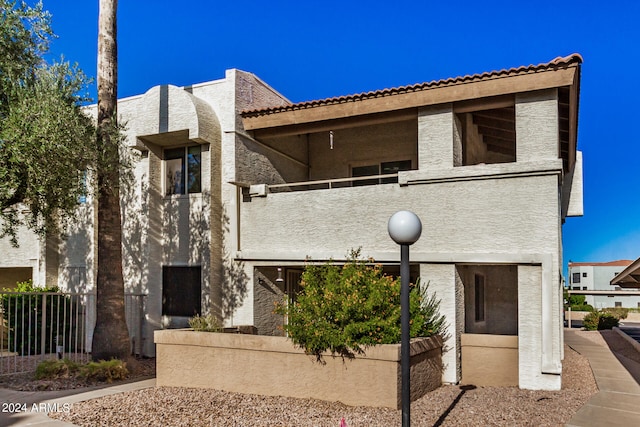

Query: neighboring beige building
left=0, top=55, right=584, bottom=391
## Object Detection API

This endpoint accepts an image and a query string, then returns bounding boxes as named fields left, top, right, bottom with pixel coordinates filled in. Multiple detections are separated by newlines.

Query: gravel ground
left=48, top=340, right=603, bottom=427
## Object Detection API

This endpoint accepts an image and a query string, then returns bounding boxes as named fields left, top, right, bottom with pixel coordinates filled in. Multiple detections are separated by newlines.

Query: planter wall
left=154, top=330, right=443, bottom=409
left=461, top=333, right=518, bottom=386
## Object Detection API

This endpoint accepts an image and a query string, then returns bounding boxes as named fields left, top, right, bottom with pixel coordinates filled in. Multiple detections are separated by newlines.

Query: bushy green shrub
left=602, top=307, right=628, bottom=320
left=563, top=291, right=594, bottom=312
left=35, top=358, right=128, bottom=383
left=276, top=250, right=446, bottom=361
left=35, top=358, right=80, bottom=379
left=81, top=359, right=128, bottom=383
left=188, top=313, right=221, bottom=332
left=582, top=310, right=620, bottom=331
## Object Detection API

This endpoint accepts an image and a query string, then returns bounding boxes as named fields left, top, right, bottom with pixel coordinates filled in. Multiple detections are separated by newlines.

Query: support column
left=421, top=263, right=462, bottom=384
left=518, top=264, right=561, bottom=390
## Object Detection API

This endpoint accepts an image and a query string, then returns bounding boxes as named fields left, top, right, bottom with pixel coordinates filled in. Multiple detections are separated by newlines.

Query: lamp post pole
left=388, top=211, right=422, bottom=427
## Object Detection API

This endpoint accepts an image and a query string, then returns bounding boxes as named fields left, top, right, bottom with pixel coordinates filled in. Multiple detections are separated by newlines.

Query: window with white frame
left=165, top=146, right=201, bottom=195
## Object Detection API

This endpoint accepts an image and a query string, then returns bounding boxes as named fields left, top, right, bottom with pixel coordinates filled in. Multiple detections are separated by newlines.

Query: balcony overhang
left=242, top=65, right=578, bottom=131
left=242, top=57, right=581, bottom=170
left=130, top=84, right=220, bottom=149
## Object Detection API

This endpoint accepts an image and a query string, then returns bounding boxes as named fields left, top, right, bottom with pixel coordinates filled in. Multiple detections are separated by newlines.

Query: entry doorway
left=457, top=264, right=519, bottom=386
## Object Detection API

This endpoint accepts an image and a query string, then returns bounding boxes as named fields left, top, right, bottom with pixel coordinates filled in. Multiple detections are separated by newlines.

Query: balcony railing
left=259, top=173, right=401, bottom=195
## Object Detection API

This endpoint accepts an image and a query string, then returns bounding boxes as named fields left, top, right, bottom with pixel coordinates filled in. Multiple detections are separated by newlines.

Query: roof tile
left=242, top=53, right=583, bottom=117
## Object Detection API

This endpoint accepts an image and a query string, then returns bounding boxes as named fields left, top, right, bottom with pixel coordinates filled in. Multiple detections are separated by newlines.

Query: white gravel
left=50, top=342, right=599, bottom=427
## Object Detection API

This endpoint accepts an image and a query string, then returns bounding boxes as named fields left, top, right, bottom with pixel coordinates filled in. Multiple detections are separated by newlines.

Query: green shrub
left=80, top=359, right=128, bottom=383
left=35, top=358, right=80, bottom=379
left=276, top=250, right=446, bottom=361
left=598, top=312, right=620, bottom=330
left=582, top=310, right=620, bottom=331
left=563, top=291, right=594, bottom=312
left=570, top=304, right=594, bottom=312
left=35, top=358, right=128, bottom=383
left=602, top=307, right=628, bottom=320
left=188, top=314, right=222, bottom=332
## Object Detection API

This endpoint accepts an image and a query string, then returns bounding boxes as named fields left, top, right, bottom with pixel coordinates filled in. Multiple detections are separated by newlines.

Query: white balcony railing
left=258, top=173, right=401, bottom=195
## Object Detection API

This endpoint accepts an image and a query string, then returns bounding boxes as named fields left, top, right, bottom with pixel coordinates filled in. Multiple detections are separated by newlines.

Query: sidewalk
left=565, top=328, right=640, bottom=427
left=0, top=378, right=155, bottom=427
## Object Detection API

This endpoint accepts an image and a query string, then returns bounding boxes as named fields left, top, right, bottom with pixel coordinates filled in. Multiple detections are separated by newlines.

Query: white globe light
left=388, top=210, right=422, bottom=245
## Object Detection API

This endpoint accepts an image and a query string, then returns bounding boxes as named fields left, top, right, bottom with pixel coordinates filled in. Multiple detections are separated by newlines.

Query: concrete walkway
left=0, top=378, right=155, bottom=427
left=565, top=328, right=640, bottom=427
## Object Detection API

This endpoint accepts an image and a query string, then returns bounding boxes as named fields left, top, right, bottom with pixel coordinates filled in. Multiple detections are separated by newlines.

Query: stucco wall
left=239, top=173, right=560, bottom=259
left=155, top=330, right=443, bottom=409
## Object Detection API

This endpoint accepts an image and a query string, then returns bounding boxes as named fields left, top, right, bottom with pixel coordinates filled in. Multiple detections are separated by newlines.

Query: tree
left=91, top=0, right=130, bottom=361
left=0, top=0, right=94, bottom=245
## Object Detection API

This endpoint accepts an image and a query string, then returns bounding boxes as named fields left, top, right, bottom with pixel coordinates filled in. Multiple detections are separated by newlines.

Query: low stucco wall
left=461, top=333, right=519, bottom=386
left=155, top=330, right=443, bottom=409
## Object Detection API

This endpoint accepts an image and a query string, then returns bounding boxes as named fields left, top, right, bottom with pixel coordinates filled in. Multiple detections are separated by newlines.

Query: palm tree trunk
left=92, top=0, right=130, bottom=361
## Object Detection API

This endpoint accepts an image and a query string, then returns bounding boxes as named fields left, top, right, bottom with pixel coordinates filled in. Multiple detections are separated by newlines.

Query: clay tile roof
left=242, top=53, right=583, bottom=117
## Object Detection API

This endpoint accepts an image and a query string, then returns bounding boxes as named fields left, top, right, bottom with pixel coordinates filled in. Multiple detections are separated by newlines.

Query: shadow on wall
left=220, top=206, right=248, bottom=323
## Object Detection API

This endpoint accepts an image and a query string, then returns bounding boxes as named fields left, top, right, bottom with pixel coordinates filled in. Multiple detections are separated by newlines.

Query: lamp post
left=388, top=210, right=422, bottom=427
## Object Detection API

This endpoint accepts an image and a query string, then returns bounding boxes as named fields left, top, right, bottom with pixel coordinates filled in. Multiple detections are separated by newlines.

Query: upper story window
left=165, top=146, right=201, bottom=196
left=572, top=272, right=581, bottom=284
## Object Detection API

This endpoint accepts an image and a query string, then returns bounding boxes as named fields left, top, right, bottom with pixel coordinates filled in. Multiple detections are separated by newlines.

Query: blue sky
left=32, top=0, right=640, bottom=268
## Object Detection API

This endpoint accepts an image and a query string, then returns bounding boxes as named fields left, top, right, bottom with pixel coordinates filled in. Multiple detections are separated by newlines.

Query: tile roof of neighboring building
left=569, top=260, right=634, bottom=267
left=242, top=53, right=583, bottom=117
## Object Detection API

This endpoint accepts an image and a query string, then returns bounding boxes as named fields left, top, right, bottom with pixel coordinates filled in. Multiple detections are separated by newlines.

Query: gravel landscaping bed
left=50, top=342, right=599, bottom=427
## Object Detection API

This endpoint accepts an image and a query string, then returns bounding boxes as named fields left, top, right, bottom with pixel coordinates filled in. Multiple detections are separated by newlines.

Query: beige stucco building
left=0, top=55, right=583, bottom=390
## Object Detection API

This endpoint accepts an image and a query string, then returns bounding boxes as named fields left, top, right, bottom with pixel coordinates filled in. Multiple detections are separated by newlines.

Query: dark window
left=381, top=160, right=412, bottom=184
left=572, top=286, right=580, bottom=290
left=615, top=302, right=622, bottom=308
left=582, top=272, right=587, bottom=278
left=162, top=266, right=201, bottom=316
left=474, top=274, right=485, bottom=322
left=582, top=287, right=587, bottom=290
left=165, top=146, right=201, bottom=195
left=572, top=272, right=581, bottom=284
left=352, top=160, right=411, bottom=186
left=352, top=164, right=380, bottom=186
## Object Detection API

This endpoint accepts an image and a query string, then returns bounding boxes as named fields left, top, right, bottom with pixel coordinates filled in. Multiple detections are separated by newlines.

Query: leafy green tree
left=0, top=0, right=94, bottom=245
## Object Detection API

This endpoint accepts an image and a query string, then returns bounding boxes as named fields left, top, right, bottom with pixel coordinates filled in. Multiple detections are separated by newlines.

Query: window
left=582, top=287, right=587, bottom=290
left=572, top=286, right=580, bottom=290
left=615, top=302, right=622, bottom=308
left=572, top=272, right=581, bottom=284
left=162, top=266, right=201, bottom=316
left=165, top=146, right=201, bottom=195
left=352, top=160, right=411, bottom=186
left=582, top=272, right=588, bottom=278
left=474, top=274, right=485, bottom=322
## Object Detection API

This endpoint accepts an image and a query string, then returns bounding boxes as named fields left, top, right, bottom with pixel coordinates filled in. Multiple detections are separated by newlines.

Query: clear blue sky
left=32, top=0, right=640, bottom=269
